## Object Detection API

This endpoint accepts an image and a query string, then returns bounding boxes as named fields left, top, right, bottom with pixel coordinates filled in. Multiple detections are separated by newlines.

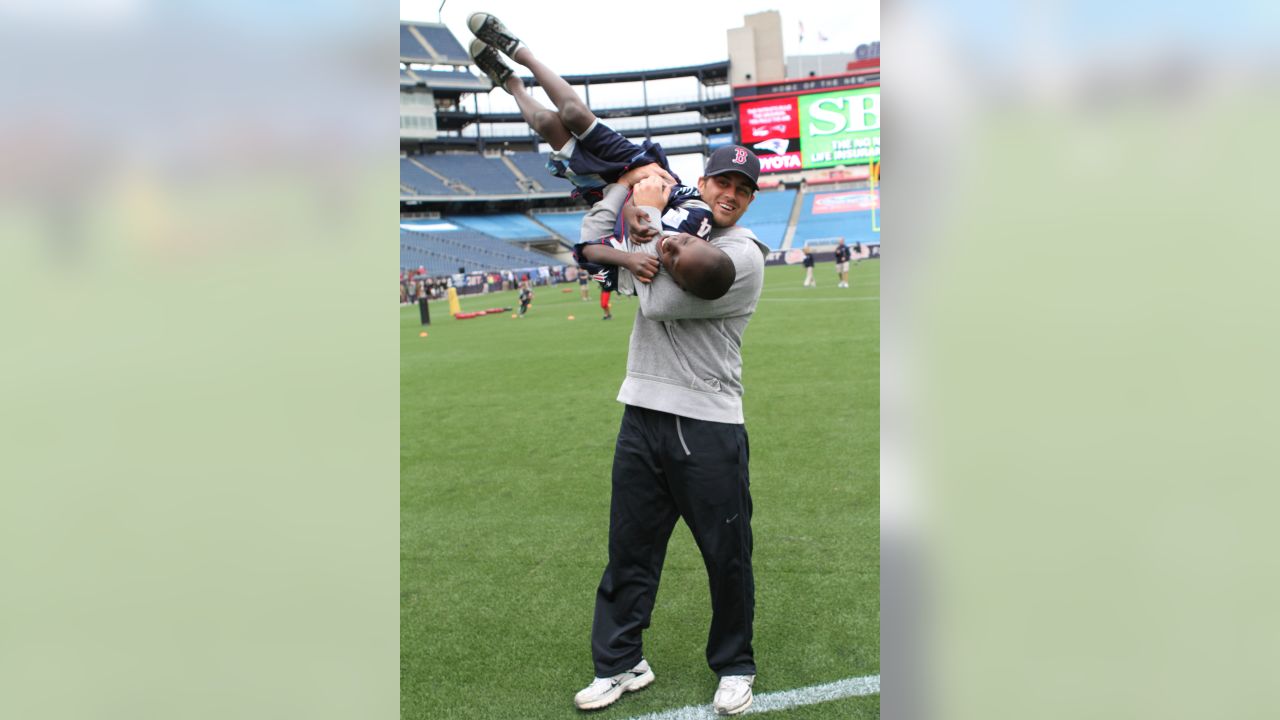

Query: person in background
left=834, top=238, right=851, bottom=288
left=802, top=246, right=816, bottom=287
left=518, top=281, right=533, bottom=317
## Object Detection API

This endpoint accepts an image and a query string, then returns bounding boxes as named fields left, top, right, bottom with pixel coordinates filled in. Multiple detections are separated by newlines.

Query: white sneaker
left=573, top=659, right=655, bottom=711
left=713, top=674, right=755, bottom=715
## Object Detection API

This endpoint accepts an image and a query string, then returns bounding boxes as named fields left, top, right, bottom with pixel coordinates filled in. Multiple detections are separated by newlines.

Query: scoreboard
left=736, top=83, right=880, bottom=174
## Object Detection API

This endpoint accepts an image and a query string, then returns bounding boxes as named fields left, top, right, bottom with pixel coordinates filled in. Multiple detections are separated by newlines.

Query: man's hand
left=632, top=175, right=672, bottom=210
left=624, top=204, right=659, bottom=244
left=622, top=253, right=660, bottom=283
left=617, top=163, right=675, bottom=188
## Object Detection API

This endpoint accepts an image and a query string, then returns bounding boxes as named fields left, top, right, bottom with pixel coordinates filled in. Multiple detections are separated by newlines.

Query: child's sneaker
left=467, top=12, right=524, bottom=59
left=573, top=659, right=654, bottom=710
left=467, top=39, right=513, bottom=91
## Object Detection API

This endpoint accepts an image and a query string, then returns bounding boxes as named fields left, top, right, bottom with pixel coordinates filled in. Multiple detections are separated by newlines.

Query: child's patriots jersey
left=572, top=186, right=713, bottom=295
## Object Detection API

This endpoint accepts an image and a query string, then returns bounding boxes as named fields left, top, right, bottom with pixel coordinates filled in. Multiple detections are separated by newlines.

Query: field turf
left=401, top=261, right=879, bottom=719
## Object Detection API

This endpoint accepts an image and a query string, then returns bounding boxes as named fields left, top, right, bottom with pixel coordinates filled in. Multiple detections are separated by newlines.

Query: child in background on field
left=518, top=281, right=533, bottom=317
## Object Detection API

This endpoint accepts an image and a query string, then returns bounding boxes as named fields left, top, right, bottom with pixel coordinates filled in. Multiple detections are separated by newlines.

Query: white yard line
left=621, top=674, right=880, bottom=720
left=757, top=294, right=880, bottom=299
left=757, top=281, right=880, bottom=289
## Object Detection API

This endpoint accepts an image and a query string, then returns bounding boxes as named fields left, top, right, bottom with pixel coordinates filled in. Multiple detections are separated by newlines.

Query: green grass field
left=401, top=260, right=879, bottom=719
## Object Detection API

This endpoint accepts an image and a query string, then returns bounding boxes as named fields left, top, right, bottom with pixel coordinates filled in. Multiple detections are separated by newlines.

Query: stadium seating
left=531, top=211, right=589, bottom=243
left=449, top=229, right=561, bottom=265
left=405, top=68, right=490, bottom=91
left=791, top=189, right=881, bottom=247
left=401, top=22, right=470, bottom=64
left=401, top=171, right=882, bottom=267
left=415, top=154, right=522, bottom=195
left=507, top=152, right=576, bottom=193
left=400, top=227, right=565, bottom=273
left=400, top=236, right=509, bottom=274
left=400, top=244, right=439, bottom=275
left=740, top=189, right=795, bottom=250
left=400, top=158, right=455, bottom=196
left=446, top=214, right=551, bottom=240
left=415, top=25, right=469, bottom=64
left=400, top=26, right=431, bottom=62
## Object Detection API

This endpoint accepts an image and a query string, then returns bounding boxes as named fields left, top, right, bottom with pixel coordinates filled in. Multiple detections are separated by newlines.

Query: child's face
left=660, top=234, right=728, bottom=291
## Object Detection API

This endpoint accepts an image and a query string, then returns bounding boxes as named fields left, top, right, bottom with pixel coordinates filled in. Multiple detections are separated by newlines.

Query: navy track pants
left=591, top=404, right=756, bottom=678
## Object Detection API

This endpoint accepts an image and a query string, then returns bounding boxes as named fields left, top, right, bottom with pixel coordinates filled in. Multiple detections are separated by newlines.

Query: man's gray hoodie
left=581, top=184, right=770, bottom=424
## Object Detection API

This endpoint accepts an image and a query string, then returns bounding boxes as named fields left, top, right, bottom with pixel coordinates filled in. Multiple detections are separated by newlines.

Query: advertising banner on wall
left=739, top=97, right=803, bottom=172
left=810, top=190, right=881, bottom=214
left=798, top=86, right=880, bottom=168
left=738, top=85, right=880, bottom=174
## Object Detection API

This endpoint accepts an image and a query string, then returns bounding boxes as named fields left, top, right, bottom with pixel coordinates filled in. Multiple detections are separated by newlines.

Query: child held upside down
left=466, top=13, right=732, bottom=300
left=573, top=172, right=736, bottom=302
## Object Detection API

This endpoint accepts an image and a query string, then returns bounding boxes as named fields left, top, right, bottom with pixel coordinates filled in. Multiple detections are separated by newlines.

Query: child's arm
left=580, top=185, right=630, bottom=244
left=578, top=182, right=663, bottom=284
left=579, top=242, right=659, bottom=283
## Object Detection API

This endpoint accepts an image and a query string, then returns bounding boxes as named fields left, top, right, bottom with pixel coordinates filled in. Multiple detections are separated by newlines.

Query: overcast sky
left=401, top=1, right=880, bottom=76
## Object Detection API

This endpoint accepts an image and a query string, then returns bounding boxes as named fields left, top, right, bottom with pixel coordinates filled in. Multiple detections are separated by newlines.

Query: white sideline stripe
left=761, top=283, right=878, bottom=293
left=621, top=674, right=879, bottom=720
left=758, top=296, right=879, bottom=302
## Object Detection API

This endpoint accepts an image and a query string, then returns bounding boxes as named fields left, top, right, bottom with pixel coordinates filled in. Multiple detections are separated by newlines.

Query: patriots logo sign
left=752, top=138, right=789, bottom=156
